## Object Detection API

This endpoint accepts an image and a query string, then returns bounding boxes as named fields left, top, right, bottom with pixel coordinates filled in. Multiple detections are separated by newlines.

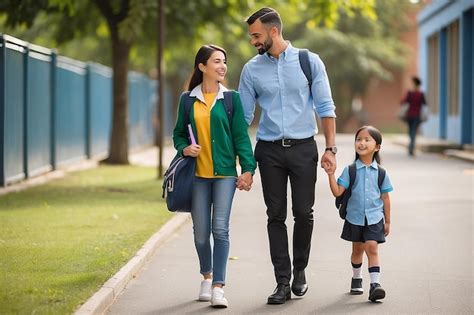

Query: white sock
left=352, top=262, right=362, bottom=279
left=368, top=266, right=380, bottom=284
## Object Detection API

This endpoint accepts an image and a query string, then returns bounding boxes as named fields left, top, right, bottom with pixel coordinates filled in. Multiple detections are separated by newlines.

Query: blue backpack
left=162, top=91, right=234, bottom=212
left=335, top=163, right=386, bottom=219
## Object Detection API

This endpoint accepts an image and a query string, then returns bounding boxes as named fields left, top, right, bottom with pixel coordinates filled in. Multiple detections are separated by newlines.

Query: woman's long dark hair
left=187, top=44, right=227, bottom=91
left=354, top=125, right=383, bottom=164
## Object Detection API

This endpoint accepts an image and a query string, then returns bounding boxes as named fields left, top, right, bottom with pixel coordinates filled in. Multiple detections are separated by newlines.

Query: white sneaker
left=198, top=279, right=212, bottom=301
left=211, top=287, right=228, bottom=308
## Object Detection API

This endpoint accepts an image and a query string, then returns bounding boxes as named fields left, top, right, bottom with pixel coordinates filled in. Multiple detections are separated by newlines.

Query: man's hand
left=321, top=151, right=336, bottom=174
left=236, top=172, right=253, bottom=191
left=183, top=144, right=201, bottom=157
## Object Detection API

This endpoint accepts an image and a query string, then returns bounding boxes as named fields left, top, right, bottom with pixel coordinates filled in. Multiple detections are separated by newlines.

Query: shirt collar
left=189, top=83, right=228, bottom=104
left=265, top=41, right=293, bottom=61
left=356, top=159, right=379, bottom=169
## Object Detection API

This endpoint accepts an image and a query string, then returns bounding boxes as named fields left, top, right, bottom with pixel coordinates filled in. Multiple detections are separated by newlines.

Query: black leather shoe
left=291, top=269, right=308, bottom=296
left=267, top=284, right=291, bottom=304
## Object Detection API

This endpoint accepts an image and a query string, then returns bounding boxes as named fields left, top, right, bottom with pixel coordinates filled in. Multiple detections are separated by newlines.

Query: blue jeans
left=191, top=177, right=236, bottom=285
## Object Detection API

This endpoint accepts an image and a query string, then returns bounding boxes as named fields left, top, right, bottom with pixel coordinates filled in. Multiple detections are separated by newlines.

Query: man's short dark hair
left=246, top=7, right=282, bottom=32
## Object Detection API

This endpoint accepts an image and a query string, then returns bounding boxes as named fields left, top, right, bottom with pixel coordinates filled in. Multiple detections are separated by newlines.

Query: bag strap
left=298, top=49, right=312, bottom=97
left=348, top=162, right=357, bottom=190
left=377, top=165, right=386, bottom=190
left=182, top=91, right=194, bottom=127
left=223, top=91, right=234, bottom=126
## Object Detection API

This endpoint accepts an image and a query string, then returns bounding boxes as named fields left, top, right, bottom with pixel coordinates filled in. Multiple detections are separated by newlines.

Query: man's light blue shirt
left=238, top=43, right=336, bottom=141
left=337, top=160, right=393, bottom=226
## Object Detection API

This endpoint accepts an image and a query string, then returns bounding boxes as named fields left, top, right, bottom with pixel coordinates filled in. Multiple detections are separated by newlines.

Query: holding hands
left=321, top=150, right=337, bottom=175
left=183, top=144, right=253, bottom=191
left=236, top=172, right=253, bottom=191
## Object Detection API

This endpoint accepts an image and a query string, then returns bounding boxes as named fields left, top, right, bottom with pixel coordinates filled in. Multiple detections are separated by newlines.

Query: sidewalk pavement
left=390, top=134, right=474, bottom=163
left=102, top=134, right=472, bottom=314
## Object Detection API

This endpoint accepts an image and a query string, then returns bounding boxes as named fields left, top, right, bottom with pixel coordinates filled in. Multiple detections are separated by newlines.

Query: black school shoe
left=267, top=284, right=291, bottom=304
left=368, top=283, right=386, bottom=302
left=350, top=278, right=363, bottom=295
left=291, top=269, right=308, bottom=296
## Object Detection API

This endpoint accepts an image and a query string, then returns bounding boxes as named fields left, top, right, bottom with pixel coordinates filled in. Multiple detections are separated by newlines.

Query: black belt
left=260, top=136, right=314, bottom=148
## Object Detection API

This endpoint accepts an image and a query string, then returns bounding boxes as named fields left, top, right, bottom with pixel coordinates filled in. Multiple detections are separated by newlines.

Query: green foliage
left=0, top=0, right=413, bottom=127
left=0, top=165, right=173, bottom=314
left=296, top=0, right=413, bottom=126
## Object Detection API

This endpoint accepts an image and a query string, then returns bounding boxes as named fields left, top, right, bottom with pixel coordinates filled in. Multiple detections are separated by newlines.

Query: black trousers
left=254, top=140, right=318, bottom=285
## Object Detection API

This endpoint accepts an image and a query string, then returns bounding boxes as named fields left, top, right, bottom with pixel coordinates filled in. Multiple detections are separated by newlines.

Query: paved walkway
left=106, top=134, right=473, bottom=314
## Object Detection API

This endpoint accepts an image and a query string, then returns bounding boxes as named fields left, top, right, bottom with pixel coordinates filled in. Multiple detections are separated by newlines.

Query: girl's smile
left=355, top=129, right=379, bottom=158
left=200, top=51, right=227, bottom=83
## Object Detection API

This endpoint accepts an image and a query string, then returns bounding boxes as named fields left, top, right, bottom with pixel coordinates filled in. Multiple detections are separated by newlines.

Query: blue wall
left=418, top=0, right=474, bottom=145
left=0, top=34, right=158, bottom=186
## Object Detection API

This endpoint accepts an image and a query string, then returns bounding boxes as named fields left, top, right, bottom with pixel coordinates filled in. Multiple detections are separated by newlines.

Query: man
left=238, top=7, right=337, bottom=304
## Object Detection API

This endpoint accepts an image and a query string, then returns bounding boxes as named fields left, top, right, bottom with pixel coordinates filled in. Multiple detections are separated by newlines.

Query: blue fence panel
left=128, top=72, right=153, bottom=149
left=87, top=63, right=112, bottom=159
left=128, top=72, right=137, bottom=149
left=26, top=45, right=52, bottom=177
left=138, top=75, right=150, bottom=147
left=55, top=56, right=87, bottom=166
left=1, top=34, right=158, bottom=186
left=1, top=36, right=26, bottom=185
left=147, top=80, right=157, bottom=145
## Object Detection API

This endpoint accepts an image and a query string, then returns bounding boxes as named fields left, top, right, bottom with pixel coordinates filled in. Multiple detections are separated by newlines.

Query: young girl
left=323, top=125, right=393, bottom=302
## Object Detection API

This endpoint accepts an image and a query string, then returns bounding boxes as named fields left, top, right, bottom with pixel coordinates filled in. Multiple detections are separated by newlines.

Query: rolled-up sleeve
left=380, top=174, right=393, bottom=193
left=238, top=64, right=257, bottom=125
left=337, top=166, right=350, bottom=189
left=311, top=54, right=336, bottom=118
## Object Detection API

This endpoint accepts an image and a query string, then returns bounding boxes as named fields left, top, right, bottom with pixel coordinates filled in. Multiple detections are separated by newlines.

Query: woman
left=172, top=44, right=256, bottom=308
left=401, top=76, right=427, bottom=156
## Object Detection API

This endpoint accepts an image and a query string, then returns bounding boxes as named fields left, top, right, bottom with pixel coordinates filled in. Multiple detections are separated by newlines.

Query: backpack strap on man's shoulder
left=223, top=91, right=234, bottom=125
left=348, top=162, right=357, bottom=189
left=377, top=165, right=386, bottom=189
left=298, top=49, right=312, bottom=96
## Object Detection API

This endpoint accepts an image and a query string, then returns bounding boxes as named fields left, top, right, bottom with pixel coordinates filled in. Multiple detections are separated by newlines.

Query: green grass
left=0, top=165, right=173, bottom=314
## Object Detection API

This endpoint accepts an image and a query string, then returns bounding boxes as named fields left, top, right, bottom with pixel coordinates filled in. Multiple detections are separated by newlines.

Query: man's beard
left=257, top=38, right=273, bottom=55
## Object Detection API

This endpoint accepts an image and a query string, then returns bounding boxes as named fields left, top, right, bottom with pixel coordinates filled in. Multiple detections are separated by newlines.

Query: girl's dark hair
left=188, top=44, right=227, bottom=91
left=354, top=125, right=383, bottom=164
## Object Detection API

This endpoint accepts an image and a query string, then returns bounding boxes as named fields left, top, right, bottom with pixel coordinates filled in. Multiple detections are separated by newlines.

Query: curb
left=75, top=212, right=190, bottom=315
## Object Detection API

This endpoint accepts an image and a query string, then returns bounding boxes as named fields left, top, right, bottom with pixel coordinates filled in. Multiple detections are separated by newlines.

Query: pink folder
left=188, top=124, right=197, bottom=145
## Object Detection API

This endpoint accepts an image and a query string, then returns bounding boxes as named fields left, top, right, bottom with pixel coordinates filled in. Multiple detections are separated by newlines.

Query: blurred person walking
left=400, top=76, right=428, bottom=156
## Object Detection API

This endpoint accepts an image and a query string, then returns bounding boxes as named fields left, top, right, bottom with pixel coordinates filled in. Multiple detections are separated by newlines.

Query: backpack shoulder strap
left=182, top=91, right=194, bottom=127
left=377, top=165, right=386, bottom=189
left=348, top=162, right=357, bottom=189
left=298, top=49, right=312, bottom=96
left=223, top=91, right=234, bottom=125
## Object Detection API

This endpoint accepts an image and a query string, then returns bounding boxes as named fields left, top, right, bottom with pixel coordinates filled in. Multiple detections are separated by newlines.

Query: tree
left=93, top=0, right=151, bottom=164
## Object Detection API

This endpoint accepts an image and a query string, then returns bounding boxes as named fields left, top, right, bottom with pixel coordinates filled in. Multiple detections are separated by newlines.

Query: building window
left=427, top=34, right=439, bottom=114
left=447, top=20, right=460, bottom=116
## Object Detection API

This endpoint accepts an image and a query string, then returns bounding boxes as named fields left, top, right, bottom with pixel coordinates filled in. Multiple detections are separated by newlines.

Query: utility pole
left=156, top=0, right=165, bottom=178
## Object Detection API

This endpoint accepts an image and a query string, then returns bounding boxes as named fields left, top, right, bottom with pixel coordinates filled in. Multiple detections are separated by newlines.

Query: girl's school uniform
left=337, top=159, right=393, bottom=243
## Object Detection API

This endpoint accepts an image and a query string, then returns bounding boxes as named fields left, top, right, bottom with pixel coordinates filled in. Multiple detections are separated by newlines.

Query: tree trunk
left=105, top=28, right=131, bottom=164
